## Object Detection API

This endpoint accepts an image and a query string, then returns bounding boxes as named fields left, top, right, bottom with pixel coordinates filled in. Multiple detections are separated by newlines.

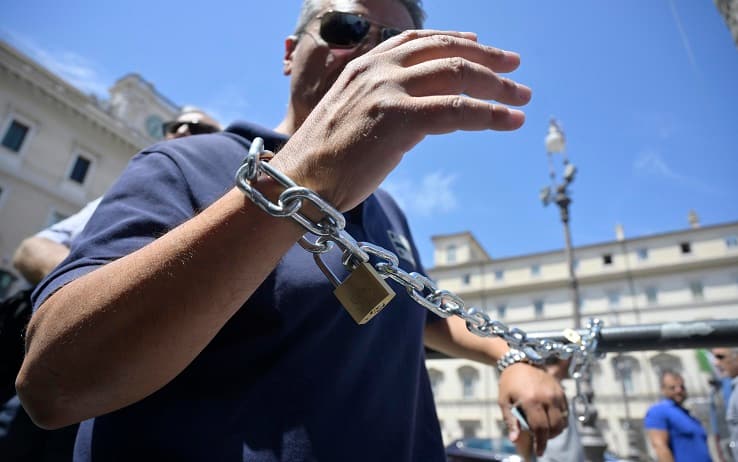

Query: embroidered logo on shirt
left=387, top=230, right=416, bottom=268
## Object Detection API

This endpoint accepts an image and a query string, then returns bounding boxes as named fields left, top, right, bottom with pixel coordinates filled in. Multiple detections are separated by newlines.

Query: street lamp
left=540, top=118, right=607, bottom=462
left=540, top=118, right=580, bottom=329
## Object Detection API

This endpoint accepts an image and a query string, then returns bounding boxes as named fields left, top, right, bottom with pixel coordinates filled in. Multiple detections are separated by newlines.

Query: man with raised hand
left=17, top=1, right=567, bottom=460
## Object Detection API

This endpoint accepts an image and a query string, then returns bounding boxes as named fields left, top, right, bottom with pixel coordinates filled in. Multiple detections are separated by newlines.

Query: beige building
left=0, top=40, right=182, bottom=296
left=426, top=219, right=738, bottom=457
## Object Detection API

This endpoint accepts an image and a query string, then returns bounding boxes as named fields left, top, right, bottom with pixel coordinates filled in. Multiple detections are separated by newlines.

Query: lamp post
left=540, top=118, right=607, bottom=462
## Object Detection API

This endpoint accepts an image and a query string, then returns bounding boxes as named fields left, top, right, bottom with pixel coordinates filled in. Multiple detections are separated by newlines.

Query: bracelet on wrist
left=496, top=348, right=541, bottom=374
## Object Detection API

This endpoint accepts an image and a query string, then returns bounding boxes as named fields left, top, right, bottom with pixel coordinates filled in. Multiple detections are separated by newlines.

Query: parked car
left=445, top=437, right=523, bottom=462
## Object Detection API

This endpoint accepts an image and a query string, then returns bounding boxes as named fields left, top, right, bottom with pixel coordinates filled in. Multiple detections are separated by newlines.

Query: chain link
left=235, top=137, right=602, bottom=379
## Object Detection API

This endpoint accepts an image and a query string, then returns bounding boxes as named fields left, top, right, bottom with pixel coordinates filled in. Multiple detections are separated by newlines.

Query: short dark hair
left=659, top=369, right=682, bottom=386
left=294, top=0, right=426, bottom=35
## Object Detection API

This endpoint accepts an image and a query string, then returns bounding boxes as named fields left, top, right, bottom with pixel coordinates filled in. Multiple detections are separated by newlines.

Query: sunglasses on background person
left=317, top=11, right=404, bottom=49
left=162, top=120, right=220, bottom=137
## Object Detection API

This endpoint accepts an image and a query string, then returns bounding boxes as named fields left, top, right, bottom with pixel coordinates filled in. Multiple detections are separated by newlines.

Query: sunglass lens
left=321, top=12, right=370, bottom=47
left=189, top=123, right=218, bottom=135
left=381, top=28, right=402, bottom=42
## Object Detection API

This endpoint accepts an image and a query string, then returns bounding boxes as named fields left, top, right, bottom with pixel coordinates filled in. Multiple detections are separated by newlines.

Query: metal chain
left=235, top=137, right=603, bottom=371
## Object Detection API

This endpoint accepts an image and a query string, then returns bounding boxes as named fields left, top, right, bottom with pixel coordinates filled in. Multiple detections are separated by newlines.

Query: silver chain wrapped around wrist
left=234, top=137, right=603, bottom=371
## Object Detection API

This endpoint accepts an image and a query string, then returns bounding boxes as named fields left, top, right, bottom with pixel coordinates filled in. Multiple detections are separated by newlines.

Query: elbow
left=15, top=318, right=81, bottom=430
left=12, top=238, right=43, bottom=284
left=15, top=365, right=75, bottom=430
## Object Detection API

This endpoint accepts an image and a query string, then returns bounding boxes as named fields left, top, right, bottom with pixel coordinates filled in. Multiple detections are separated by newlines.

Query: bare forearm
left=13, top=237, right=71, bottom=284
left=654, top=447, right=675, bottom=462
left=17, top=188, right=304, bottom=429
left=648, top=431, right=675, bottom=462
left=424, top=316, right=509, bottom=364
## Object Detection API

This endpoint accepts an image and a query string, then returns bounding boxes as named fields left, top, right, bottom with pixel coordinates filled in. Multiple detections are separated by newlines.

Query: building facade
left=426, top=220, right=738, bottom=457
left=0, top=40, right=181, bottom=296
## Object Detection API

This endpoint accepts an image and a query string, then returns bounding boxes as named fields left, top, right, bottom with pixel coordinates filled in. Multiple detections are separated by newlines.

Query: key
left=314, top=254, right=396, bottom=324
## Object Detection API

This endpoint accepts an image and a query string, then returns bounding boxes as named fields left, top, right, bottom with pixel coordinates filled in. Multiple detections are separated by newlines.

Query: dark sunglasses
left=714, top=353, right=726, bottom=360
left=162, top=120, right=219, bottom=136
left=318, top=11, right=403, bottom=49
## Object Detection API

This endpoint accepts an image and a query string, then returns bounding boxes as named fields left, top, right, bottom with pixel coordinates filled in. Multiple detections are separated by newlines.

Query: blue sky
left=3, top=1, right=737, bottom=268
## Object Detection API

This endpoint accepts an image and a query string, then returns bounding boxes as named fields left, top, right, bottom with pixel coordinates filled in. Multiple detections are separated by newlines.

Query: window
left=645, top=286, right=658, bottom=304
left=68, top=155, right=92, bottom=184
left=650, top=353, right=682, bottom=376
left=690, top=281, right=704, bottom=300
left=602, top=254, right=613, bottom=265
left=619, top=365, right=634, bottom=395
left=428, top=369, right=443, bottom=396
left=612, top=354, right=640, bottom=396
left=636, top=248, right=649, bottom=261
left=533, top=299, right=544, bottom=318
left=613, top=355, right=639, bottom=396
left=494, top=269, right=504, bottom=281
left=530, top=264, right=541, bottom=277
left=1, top=119, right=30, bottom=152
left=607, top=290, right=620, bottom=308
left=680, top=242, right=691, bottom=254
left=496, top=304, right=507, bottom=319
left=726, top=236, right=738, bottom=248
left=458, top=366, right=479, bottom=399
left=446, top=244, right=457, bottom=264
left=461, top=273, right=471, bottom=285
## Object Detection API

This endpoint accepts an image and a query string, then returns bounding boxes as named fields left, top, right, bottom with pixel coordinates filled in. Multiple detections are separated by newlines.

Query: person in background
left=712, top=348, right=738, bottom=461
left=162, top=107, right=221, bottom=139
left=645, top=370, right=712, bottom=462
left=16, top=1, right=568, bottom=461
left=0, top=108, right=219, bottom=461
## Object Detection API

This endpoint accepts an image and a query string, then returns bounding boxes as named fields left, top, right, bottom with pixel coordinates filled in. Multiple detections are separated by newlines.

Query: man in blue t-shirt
left=15, top=1, right=568, bottom=461
left=645, top=370, right=712, bottom=462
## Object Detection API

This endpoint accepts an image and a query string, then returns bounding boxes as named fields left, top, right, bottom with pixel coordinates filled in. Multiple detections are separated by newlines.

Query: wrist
left=496, top=348, right=544, bottom=375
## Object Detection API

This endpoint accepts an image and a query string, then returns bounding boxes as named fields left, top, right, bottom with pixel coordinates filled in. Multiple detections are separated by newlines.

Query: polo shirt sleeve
left=644, top=403, right=669, bottom=430
left=32, top=149, right=195, bottom=310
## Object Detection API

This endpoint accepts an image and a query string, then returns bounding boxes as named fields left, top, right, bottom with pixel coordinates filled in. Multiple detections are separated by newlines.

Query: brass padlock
left=314, top=254, right=396, bottom=324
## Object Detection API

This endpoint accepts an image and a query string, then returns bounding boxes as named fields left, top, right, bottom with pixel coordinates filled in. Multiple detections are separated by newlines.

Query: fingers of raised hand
left=400, top=57, right=531, bottom=105
left=387, top=32, right=521, bottom=74
left=370, top=29, right=479, bottom=55
left=406, top=96, right=525, bottom=132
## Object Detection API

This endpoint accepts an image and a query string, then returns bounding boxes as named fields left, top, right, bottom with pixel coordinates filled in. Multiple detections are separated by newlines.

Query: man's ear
left=283, top=35, right=298, bottom=76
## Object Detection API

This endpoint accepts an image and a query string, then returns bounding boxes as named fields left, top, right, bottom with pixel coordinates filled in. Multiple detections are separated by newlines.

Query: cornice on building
left=111, top=73, right=180, bottom=115
left=431, top=253, right=738, bottom=298
left=0, top=40, right=153, bottom=152
left=430, top=220, right=738, bottom=272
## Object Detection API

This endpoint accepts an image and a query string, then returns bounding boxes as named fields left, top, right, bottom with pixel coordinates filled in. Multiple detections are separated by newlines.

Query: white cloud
left=634, top=150, right=680, bottom=180
left=383, top=171, right=458, bottom=217
left=633, top=149, right=717, bottom=194
left=2, top=30, right=110, bottom=97
left=668, top=0, right=699, bottom=75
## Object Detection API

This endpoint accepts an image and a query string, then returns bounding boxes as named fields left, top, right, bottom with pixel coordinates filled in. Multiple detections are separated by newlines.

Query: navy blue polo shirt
left=644, top=399, right=712, bottom=462
left=33, top=122, right=445, bottom=462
